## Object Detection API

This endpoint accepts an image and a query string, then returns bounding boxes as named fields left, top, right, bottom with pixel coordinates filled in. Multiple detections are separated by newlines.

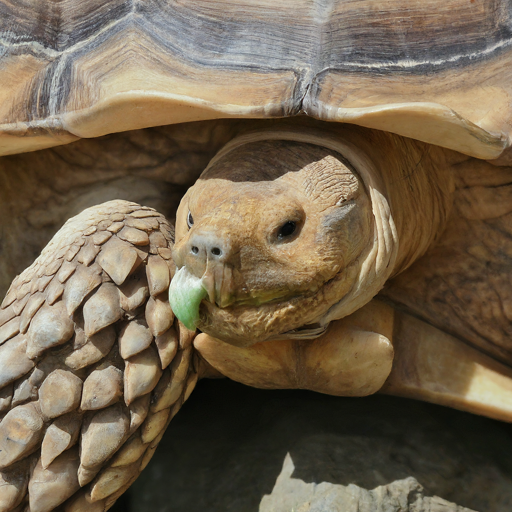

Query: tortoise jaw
left=170, top=256, right=306, bottom=331
left=168, top=264, right=251, bottom=330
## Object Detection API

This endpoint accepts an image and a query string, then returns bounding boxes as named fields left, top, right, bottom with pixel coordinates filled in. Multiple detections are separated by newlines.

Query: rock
left=122, top=380, right=512, bottom=512
left=260, top=455, right=474, bottom=512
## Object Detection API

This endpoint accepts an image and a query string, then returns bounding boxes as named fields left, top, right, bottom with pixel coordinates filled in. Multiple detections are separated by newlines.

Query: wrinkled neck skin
left=172, top=123, right=454, bottom=346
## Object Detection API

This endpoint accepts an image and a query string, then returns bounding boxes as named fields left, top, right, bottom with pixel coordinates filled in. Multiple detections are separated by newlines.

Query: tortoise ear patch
left=321, top=200, right=358, bottom=232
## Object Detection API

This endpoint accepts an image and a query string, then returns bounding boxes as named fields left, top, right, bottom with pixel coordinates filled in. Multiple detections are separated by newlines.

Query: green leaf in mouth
left=168, top=266, right=208, bottom=330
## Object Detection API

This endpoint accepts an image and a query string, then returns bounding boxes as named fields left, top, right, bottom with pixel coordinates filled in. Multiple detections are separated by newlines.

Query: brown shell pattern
left=0, top=200, right=198, bottom=512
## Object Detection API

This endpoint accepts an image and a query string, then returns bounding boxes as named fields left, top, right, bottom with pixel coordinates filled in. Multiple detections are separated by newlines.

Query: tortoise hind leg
left=382, top=310, right=512, bottom=423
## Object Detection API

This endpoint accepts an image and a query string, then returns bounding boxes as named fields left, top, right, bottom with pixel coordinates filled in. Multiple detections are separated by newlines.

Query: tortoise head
left=170, top=129, right=408, bottom=347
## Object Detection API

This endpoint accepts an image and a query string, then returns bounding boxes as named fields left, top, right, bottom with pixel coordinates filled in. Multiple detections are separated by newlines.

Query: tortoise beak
left=170, top=227, right=238, bottom=329
left=201, top=259, right=236, bottom=308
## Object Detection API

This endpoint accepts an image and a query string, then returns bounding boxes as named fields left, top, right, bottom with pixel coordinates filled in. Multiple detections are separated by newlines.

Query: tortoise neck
left=378, top=137, right=455, bottom=277
left=204, top=124, right=455, bottom=324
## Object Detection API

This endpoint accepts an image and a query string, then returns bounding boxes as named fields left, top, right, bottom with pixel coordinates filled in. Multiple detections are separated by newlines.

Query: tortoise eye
left=277, top=221, right=296, bottom=239
left=187, top=211, right=194, bottom=229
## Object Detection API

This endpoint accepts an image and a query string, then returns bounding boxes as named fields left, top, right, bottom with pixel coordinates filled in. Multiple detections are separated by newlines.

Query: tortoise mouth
left=195, top=272, right=342, bottom=346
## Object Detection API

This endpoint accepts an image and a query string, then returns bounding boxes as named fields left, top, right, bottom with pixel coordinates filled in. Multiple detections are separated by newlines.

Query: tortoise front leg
left=196, top=300, right=512, bottom=423
left=382, top=311, right=512, bottom=423
left=194, top=300, right=394, bottom=397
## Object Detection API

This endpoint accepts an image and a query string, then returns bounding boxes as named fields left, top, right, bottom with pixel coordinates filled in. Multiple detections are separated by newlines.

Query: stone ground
left=110, top=379, right=512, bottom=512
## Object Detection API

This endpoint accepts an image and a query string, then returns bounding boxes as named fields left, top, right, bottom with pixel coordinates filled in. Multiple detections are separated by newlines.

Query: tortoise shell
left=1, top=0, right=511, bottom=159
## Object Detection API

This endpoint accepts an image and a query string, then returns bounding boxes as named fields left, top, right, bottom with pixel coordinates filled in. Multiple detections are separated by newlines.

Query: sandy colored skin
left=195, top=300, right=395, bottom=397
left=173, top=139, right=371, bottom=345
left=172, top=126, right=453, bottom=346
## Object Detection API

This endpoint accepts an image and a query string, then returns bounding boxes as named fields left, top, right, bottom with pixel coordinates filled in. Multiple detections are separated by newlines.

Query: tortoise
left=1, top=0, right=512, bottom=510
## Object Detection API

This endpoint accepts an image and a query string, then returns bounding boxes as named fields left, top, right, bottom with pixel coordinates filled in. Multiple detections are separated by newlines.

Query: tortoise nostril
left=191, top=246, right=199, bottom=255
left=211, top=247, right=222, bottom=256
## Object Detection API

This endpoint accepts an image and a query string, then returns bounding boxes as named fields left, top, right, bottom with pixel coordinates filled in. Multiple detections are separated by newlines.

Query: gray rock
left=261, top=455, right=473, bottom=512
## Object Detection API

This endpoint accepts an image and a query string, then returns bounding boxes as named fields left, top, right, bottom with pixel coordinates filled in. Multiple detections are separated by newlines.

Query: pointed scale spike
left=157, top=247, right=173, bottom=260
left=155, top=327, right=178, bottom=370
left=19, top=293, right=45, bottom=334
left=110, top=434, right=147, bottom=468
left=62, top=264, right=102, bottom=316
left=128, top=394, right=150, bottom=434
left=145, top=294, right=174, bottom=337
left=37, top=275, right=54, bottom=294
left=28, top=448, right=80, bottom=512
left=26, top=302, right=74, bottom=359
left=44, top=258, right=63, bottom=277
left=81, top=366, right=123, bottom=411
left=117, top=227, right=149, bottom=246
left=107, top=222, right=124, bottom=234
left=125, top=217, right=158, bottom=231
left=83, top=283, right=122, bottom=338
left=119, top=272, right=149, bottom=313
left=64, top=491, right=105, bottom=512
left=39, top=370, right=82, bottom=420
left=1, top=287, right=17, bottom=310
left=141, top=409, right=170, bottom=444
left=76, top=244, right=101, bottom=267
left=91, top=231, right=112, bottom=246
left=96, top=237, right=139, bottom=286
left=119, top=320, right=153, bottom=360
left=12, top=293, right=30, bottom=316
left=146, top=255, right=170, bottom=297
left=124, top=346, right=162, bottom=405
left=150, top=347, right=191, bottom=413
left=83, top=226, right=97, bottom=236
left=0, top=317, right=20, bottom=346
left=15, top=282, right=31, bottom=301
left=64, top=326, right=116, bottom=371
left=45, top=279, right=65, bottom=306
left=11, top=376, right=37, bottom=408
left=89, top=462, right=140, bottom=502
left=41, top=412, right=82, bottom=469
left=0, top=305, right=15, bottom=328
left=0, top=403, right=44, bottom=469
left=57, top=261, right=77, bottom=284
left=0, top=384, right=13, bottom=413
left=0, top=335, right=35, bottom=388
left=79, top=404, right=130, bottom=485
